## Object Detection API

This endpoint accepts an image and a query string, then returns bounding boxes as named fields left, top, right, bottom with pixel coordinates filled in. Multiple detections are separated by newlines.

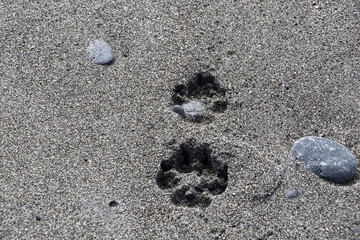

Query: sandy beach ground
left=1, top=1, right=359, bottom=239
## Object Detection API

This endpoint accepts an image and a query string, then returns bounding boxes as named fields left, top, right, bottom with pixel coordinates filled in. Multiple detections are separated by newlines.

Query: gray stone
left=285, top=189, right=300, bottom=199
left=86, top=40, right=114, bottom=64
left=172, top=105, right=186, bottom=119
left=291, top=136, right=357, bottom=184
left=182, top=100, right=206, bottom=119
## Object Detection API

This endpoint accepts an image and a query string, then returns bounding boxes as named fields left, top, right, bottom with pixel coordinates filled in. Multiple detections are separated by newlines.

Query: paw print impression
left=172, top=72, right=228, bottom=123
left=156, top=139, right=228, bottom=208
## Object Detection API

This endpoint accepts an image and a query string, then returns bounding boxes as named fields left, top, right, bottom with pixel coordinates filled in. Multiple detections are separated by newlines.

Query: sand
left=1, top=1, right=359, bottom=239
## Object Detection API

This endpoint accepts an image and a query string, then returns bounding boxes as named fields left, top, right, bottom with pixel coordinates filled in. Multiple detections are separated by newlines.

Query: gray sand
left=1, top=1, right=360, bottom=239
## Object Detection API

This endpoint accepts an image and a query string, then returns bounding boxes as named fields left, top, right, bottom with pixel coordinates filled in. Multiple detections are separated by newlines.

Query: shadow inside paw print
left=156, top=139, right=228, bottom=207
left=172, top=72, right=228, bottom=122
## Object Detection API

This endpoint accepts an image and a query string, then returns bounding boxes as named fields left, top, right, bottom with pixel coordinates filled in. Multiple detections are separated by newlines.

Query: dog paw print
left=172, top=72, right=228, bottom=123
left=156, top=139, right=228, bottom=208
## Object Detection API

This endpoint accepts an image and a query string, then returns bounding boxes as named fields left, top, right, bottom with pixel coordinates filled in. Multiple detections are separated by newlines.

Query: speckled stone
left=291, top=136, right=357, bottom=183
left=86, top=40, right=114, bottom=64
left=181, top=100, right=206, bottom=119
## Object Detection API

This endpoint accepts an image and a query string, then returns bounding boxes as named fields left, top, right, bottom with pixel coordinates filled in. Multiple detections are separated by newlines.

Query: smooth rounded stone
left=181, top=100, right=206, bottom=119
left=291, top=136, right=357, bottom=184
left=285, top=189, right=300, bottom=199
left=86, top=40, right=114, bottom=64
left=172, top=105, right=186, bottom=119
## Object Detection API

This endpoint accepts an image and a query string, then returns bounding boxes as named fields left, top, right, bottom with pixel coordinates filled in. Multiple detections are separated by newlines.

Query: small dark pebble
left=172, top=105, right=186, bottom=119
left=109, top=200, right=119, bottom=207
left=285, top=189, right=300, bottom=199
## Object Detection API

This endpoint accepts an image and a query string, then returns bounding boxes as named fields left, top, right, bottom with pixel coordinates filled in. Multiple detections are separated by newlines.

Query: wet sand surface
left=1, top=1, right=360, bottom=239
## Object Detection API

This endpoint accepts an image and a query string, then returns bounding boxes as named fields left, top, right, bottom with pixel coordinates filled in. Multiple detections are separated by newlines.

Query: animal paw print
left=172, top=72, right=228, bottom=123
left=156, top=139, right=228, bottom=207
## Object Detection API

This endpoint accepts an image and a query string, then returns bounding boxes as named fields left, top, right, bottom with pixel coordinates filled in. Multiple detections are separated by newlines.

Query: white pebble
left=86, top=40, right=114, bottom=64
left=182, top=100, right=206, bottom=119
